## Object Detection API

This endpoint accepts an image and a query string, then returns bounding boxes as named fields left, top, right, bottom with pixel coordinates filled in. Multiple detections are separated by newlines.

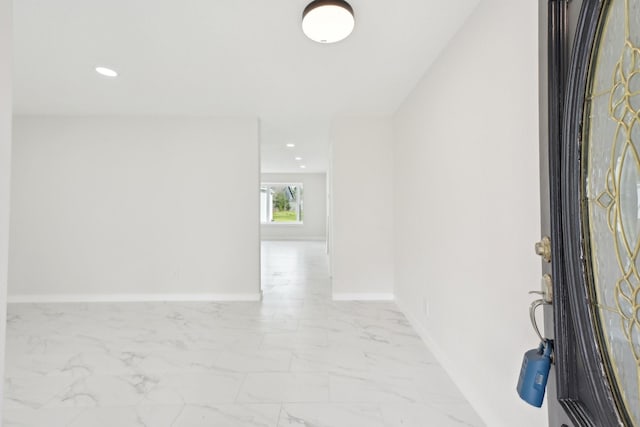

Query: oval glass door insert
left=584, top=0, right=640, bottom=424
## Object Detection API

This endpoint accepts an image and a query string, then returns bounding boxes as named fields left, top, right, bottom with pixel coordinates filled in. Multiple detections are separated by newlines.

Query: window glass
left=260, top=183, right=303, bottom=224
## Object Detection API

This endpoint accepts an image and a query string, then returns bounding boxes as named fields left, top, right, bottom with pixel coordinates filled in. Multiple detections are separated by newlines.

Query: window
left=260, top=183, right=303, bottom=224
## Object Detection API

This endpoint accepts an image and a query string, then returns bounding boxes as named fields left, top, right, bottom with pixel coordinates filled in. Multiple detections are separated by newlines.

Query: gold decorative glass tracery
left=584, top=0, right=640, bottom=424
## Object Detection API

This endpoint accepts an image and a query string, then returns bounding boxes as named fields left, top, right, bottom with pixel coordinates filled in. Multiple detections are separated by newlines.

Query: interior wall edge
left=0, top=0, right=12, bottom=413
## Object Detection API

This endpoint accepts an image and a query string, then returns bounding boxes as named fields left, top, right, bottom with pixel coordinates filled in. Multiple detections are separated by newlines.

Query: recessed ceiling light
left=95, top=66, right=118, bottom=78
left=300, top=165, right=307, bottom=169
left=286, top=143, right=296, bottom=148
left=295, top=157, right=303, bottom=161
left=302, top=0, right=355, bottom=44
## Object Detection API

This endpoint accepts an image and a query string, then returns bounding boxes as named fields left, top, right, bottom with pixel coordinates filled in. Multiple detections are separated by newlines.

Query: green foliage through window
left=260, top=183, right=303, bottom=224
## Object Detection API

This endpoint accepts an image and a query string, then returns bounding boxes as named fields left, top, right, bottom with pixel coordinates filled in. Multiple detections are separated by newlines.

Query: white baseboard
left=395, top=297, right=487, bottom=425
left=7, top=293, right=263, bottom=304
left=395, top=297, right=445, bottom=359
left=332, top=292, right=395, bottom=301
left=260, top=237, right=326, bottom=241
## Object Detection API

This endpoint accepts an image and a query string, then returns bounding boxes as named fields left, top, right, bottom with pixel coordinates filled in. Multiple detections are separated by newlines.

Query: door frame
left=539, top=1, right=573, bottom=422
left=543, top=0, right=630, bottom=425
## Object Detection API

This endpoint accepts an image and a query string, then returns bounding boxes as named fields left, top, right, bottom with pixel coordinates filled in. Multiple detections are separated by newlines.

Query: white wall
left=9, top=116, right=260, bottom=301
left=0, top=0, right=12, bottom=416
left=260, top=173, right=326, bottom=241
left=330, top=117, right=394, bottom=300
left=393, top=1, right=544, bottom=426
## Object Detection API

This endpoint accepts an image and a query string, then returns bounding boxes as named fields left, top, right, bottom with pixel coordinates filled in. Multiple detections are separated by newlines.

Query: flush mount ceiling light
left=286, top=143, right=296, bottom=148
left=95, top=66, right=118, bottom=78
left=302, top=0, right=355, bottom=44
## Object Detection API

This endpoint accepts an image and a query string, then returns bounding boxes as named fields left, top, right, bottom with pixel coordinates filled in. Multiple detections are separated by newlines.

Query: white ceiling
left=12, top=0, right=479, bottom=173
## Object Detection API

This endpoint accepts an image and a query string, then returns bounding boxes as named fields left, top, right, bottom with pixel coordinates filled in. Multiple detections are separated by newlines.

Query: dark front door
left=542, top=0, right=640, bottom=425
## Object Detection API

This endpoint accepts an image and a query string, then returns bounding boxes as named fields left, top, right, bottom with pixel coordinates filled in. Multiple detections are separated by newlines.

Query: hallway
left=3, top=241, right=483, bottom=426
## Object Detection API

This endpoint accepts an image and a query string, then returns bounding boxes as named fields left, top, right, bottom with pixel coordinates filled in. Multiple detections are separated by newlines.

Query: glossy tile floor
left=3, top=241, right=484, bottom=427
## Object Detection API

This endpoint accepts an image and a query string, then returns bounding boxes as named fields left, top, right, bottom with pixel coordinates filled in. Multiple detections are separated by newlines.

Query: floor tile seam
left=2, top=371, right=362, bottom=383
left=287, top=345, right=294, bottom=371
left=256, top=332, right=267, bottom=349
left=232, top=372, right=248, bottom=403
left=5, top=371, right=255, bottom=382
left=237, top=399, right=332, bottom=405
left=241, top=370, right=330, bottom=376
left=275, top=403, right=283, bottom=426
left=34, top=398, right=256, bottom=408
left=325, top=397, right=422, bottom=405
left=3, top=403, right=220, bottom=411
left=373, top=403, right=386, bottom=425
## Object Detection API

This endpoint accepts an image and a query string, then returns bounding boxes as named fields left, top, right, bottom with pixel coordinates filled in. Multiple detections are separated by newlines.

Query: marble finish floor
left=3, top=241, right=484, bottom=427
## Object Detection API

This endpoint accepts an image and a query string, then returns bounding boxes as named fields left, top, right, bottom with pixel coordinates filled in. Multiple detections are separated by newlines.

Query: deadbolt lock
left=535, top=236, right=552, bottom=263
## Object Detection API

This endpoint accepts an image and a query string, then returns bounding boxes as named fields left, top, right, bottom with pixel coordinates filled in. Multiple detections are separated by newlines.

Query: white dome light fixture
left=302, top=0, right=355, bottom=44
